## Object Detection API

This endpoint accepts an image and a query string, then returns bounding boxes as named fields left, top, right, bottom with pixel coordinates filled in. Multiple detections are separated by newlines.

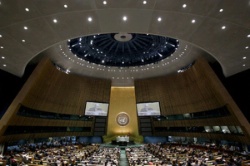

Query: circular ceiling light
left=67, top=33, right=179, bottom=67
left=114, top=33, right=133, bottom=42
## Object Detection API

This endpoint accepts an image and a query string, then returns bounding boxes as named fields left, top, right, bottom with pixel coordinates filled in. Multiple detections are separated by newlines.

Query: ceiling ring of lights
left=68, top=33, right=179, bottom=67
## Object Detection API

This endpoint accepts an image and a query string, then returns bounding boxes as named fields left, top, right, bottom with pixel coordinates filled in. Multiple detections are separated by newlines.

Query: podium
left=111, top=136, right=131, bottom=146
left=116, top=136, right=129, bottom=142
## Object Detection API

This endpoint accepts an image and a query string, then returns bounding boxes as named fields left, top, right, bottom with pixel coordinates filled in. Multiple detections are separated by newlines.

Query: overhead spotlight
left=103, top=1, right=107, bottom=5
left=143, top=1, right=147, bottom=4
left=88, top=17, right=92, bottom=22
left=219, top=9, right=223, bottom=12
left=53, top=19, right=58, bottom=23
left=157, top=17, right=162, bottom=22
left=123, top=16, right=127, bottom=21
left=24, top=26, right=28, bottom=30
left=25, top=8, right=29, bottom=12
left=64, top=4, right=68, bottom=8
left=182, top=4, right=187, bottom=8
left=191, top=19, right=196, bottom=23
left=221, top=26, right=226, bottom=30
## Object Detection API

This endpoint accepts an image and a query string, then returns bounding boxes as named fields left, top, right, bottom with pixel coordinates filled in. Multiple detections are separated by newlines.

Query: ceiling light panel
left=4, top=18, right=60, bottom=54
left=46, top=12, right=101, bottom=39
left=32, top=0, right=95, bottom=15
left=0, top=1, right=41, bottom=28
left=97, top=10, right=152, bottom=32
left=154, top=1, right=215, bottom=16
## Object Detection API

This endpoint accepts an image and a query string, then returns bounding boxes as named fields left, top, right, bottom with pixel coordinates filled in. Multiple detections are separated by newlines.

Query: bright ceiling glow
left=245, top=46, right=249, bottom=49
left=24, top=26, right=28, bottom=30
left=64, top=4, right=68, bottom=8
left=182, top=4, right=187, bottom=8
left=22, top=39, right=25, bottom=42
left=0, top=46, right=4, bottom=49
left=103, top=1, right=107, bottom=5
left=1, top=56, right=5, bottom=59
left=243, top=56, right=246, bottom=59
left=123, top=16, right=127, bottom=21
left=157, top=17, right=162, bottom=22
left=143, top=1, right=147, bottom=4
left=88, top=17, right=92, bottom=22
left=53, top=19, right=58, bottom=23
left=3, top=64, right=6, bottom=67
left=221, top=26, right=226, bottom=30
left=191, top=19, right=196, bottom=23
left=219, top=9, right=223, bottom=12
left=0, top=34, right=2, bottom=38
left=25, top=8, right=29, bottom=12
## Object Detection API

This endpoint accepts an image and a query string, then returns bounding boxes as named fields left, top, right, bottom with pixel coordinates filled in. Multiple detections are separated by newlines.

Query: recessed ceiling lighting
left=143, top=1, right=147, bottom=4
left=103, top=1, right=107, bottom=5
left=64, top=4, right=68, bottom=8
left=123, top=16, right=127, bottom=21
left=182, top=4, right=187, bottom=8
left=221, top=25, right=226, bottom=30
left=0, top=46, right=3, bottom=49
left=245, top=46, right=249, bottom=49
left=88, top=17, right=92, bottom=22
left=25, top=8, right=29, bottom=12
left=248, top=34, right=250, bottom=38
left=243, top=64, right=245, bottom=67
left=22, top=39, right=25, bottom=42
left=53, top=19, right=58, bottom=23
left=24, top=26, right=28, bottom=30
left=1, top=56, right=5, bottom=59
left=219, top=9, right=223, bottom=12
left=3, top=64, right=6, bottom=67
left=157, top=17, right=162, bottom=22
left=243, top=56, right=246, bottom=59
left=191, top=19, right=196, bottom=23
left=0, top=34, right=2, bottom=38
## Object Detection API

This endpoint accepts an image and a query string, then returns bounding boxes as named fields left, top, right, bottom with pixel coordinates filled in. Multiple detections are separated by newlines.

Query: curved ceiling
left=0, top=0, right=249, bottom=86
left=68, top=33, right=179, bottom=67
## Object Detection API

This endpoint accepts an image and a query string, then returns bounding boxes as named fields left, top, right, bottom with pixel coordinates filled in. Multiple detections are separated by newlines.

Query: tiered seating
left=125, top=143, right=250, bottom=166
left=1, top=143, right=120, bottom=166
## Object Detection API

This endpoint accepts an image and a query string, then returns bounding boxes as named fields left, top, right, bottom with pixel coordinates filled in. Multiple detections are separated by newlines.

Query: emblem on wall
left=116, top=113, right=129, bottom=126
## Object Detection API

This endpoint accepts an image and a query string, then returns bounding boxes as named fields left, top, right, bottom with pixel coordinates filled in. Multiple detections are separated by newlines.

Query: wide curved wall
left=135, top=58, right=250, bottom=144
left=0, top=56, right=111, bottom=143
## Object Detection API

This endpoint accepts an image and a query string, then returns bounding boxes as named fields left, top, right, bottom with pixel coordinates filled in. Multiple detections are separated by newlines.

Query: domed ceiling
left=68, top=33, right=179, bottom=67
left=0, top=0, right=249, bottom=86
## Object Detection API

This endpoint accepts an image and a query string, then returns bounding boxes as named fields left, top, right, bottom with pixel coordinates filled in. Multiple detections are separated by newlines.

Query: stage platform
left=111, top=140, right=135, bottom=146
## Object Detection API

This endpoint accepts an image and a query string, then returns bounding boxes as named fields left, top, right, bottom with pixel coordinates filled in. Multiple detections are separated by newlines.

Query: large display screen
left=137, top=102, right=161, bottom=116
left=84, top=102, right=109, bottom=116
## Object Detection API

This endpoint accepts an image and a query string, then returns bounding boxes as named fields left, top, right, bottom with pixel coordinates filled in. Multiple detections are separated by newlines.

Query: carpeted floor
left=119, top=149, right=129, bottom=166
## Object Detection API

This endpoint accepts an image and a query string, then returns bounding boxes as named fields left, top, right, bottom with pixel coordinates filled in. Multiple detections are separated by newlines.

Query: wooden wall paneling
left=135, top=57, right=250, bottom=143
left=0, top=56, right=112, bottom=143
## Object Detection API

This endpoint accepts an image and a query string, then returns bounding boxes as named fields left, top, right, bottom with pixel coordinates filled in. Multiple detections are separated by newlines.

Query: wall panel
left=0, top=57, right=111, bottom=143
left=135, top=58, right=250, bottom=143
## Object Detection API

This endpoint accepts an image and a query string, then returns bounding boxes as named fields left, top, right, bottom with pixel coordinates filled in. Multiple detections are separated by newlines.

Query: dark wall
left=210, top=62, right=250, bottom=123
left=0, top=65, right=36, bottom=118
